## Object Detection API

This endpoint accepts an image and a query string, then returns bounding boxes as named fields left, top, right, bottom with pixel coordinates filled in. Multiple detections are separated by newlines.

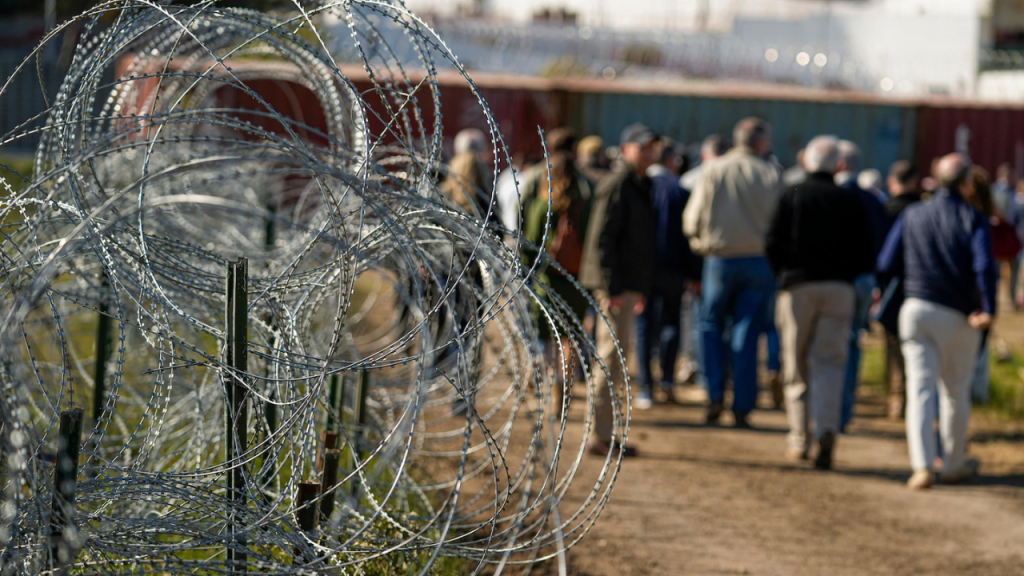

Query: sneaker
left=705, top=402, right=724, bottom=425
left=940, top=458, right=980, bottom=484
left=733, top=412, right=752, bottom=430
left=785, top=448, right=809, bottom=462
left=767, top=371, right=784, bottom=410
left=907, top=470, right=937, bottom=490
left=587, top=440, right=639, bottom=458
left=813, top=432, right=835, bottom=470
left=633, top=395, right=654, bottom=410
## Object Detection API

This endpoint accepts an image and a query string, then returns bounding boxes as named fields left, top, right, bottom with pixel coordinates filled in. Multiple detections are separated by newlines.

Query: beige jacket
left=682, top=147, right=781, bottom=258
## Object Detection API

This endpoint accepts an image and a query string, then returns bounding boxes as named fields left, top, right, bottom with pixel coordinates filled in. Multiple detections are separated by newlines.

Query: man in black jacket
left=579, top=122, right=660, bottom=457
left=765, top=135, right=875, bottom=470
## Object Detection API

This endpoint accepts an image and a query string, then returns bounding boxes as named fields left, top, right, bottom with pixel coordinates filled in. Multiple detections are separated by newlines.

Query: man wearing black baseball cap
left=579, top=122, right=660, bottom=457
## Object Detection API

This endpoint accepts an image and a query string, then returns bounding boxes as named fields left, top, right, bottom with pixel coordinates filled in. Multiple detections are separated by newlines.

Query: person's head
left=794, top=148, right=806, bottom=170
left=546, top=127, right=577, bottom=159
left=543, top=153, right=574, bottom=213
left=802, top=135, right=840, bottom=175
left=836, top=140, right=861, bottom=174
left=996, top=162, right=1014, bottom=184
left=577, top=135, right=605, bottom=167
left=619, top=122, right=660, bottom=175
left=442, top=151, right=487, bottom=213
left=658, top=137, right=687, bottom=176
left=454, top=128, right=487, bottom=160
left=700, top=134, right=729, bottom=162
left=858, top=169, right=883, bottom=192
left=935, top=153, right=974, bottom=200
left=887, top=160, right=919, bottom=196
left=970, top=165, right=994, bottom=217
left=733, top=117, right=771, bottom=157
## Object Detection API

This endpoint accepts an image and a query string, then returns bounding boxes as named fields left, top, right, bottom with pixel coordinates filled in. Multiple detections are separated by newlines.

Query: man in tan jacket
left=683, top=118, right=781, bottom=428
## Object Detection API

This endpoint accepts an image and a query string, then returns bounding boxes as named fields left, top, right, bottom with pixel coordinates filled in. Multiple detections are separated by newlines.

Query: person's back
left=651, top=172, right=697, bottom=287
left=579, top=164, right=657, bottom=294
left=878, top=153, right=996, bottom=490
left=766, top=173, right=874, bottom=289
left=683, top=147, right=780, bottom=258
left=682, top=117, right=780, bottom=428
left=901, top=193, right=994, bottom=317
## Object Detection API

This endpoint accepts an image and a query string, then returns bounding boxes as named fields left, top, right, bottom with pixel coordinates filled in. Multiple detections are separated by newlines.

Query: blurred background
left=6, top=0, right=1024, bottom=174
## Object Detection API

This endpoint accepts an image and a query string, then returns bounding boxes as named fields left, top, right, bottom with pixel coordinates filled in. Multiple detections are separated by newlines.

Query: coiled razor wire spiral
left=0, top=1, right=631, bottom=574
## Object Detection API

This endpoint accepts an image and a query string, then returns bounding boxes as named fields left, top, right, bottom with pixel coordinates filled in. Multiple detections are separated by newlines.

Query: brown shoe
left=587, top=441, right=639, bottom=458
left=907, top=470, right=937, bottom=490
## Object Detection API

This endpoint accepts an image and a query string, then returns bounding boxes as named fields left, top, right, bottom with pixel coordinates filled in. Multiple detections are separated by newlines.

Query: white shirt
left=495, top=167, right=521, bottom=232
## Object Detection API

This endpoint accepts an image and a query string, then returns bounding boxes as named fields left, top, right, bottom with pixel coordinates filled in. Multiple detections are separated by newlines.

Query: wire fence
left=0, top=2, right=628, bottom=573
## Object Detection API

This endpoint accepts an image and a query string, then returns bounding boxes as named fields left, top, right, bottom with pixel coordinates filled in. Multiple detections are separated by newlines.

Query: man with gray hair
left=877, top=152, right=997, bottom=489
left=765, top=135, right=874, bottom=468
left=683, top=117, right=780, bottom=428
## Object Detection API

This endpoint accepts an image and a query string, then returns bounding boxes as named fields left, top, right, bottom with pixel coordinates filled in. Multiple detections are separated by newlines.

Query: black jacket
left=885, top=191, right=922, bottom=227
left=580, top=165, right=658, bottom=295
left=765, top=172, right=875, bottom=290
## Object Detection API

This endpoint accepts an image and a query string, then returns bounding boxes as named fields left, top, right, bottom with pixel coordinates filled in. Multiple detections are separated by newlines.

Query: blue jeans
left=635, top=286, right=684, bottom=397
left=700, top=256, right=776, bottom=415
left=841, top=274, right=876, bottom=429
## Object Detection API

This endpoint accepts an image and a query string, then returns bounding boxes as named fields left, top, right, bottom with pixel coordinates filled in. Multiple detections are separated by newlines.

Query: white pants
left=900, top=298, right=981, bottom=473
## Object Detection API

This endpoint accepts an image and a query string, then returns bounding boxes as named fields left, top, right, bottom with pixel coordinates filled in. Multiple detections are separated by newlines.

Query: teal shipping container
left=564, top=83, right=917, bottom=173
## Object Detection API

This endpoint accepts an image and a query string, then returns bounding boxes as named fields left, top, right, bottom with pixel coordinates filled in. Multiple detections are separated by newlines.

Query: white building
left=399, top=0, right=1024, bottom=99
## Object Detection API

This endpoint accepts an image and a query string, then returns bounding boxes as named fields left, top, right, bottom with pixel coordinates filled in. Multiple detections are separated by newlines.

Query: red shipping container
left=915, top=104, right=1024, bottom=178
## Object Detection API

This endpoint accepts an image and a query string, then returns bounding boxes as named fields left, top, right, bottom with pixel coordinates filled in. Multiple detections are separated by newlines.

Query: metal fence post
left=50, top=408, right=83, bottom=571
left=225, top=258, right=249, bottom=572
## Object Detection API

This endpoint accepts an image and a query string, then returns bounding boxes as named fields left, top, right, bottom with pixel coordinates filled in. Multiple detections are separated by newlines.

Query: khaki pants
left=900, top=298, right=981, bottom=473
left=591, top=290, right=640, bottom=445
left=777, top=282, right=855, bottom=452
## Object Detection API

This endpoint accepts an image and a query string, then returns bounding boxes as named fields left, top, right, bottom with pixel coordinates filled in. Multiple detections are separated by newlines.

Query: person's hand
left=686, top=281, right=702, bottom=298
left=968, top=311, right=993, bottom=331
left=1016, top=292, right=1024, bottom=309
left=633, top=295, right=646, bottom=315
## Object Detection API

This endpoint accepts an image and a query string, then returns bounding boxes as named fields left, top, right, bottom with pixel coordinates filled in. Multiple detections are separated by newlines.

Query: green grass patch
left=860, top=339, right=1024, bottom=419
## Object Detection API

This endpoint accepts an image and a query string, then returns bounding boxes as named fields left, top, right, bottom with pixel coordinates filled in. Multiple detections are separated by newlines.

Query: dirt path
left=546, top=383, right=1024, bottom=576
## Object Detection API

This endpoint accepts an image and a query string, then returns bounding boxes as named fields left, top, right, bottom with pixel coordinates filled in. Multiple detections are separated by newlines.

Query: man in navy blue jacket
left=635, top=140, right=703, bottom=408
left=877, top=153, right=997, bottom=490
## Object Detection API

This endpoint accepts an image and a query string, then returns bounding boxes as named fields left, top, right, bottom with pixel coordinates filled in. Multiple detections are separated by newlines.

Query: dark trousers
left=635, top=286, right=684, bottom=397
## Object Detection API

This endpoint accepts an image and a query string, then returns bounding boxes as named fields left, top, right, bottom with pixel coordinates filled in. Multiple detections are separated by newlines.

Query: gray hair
left=837, top=140, right=861, bottom=172
left=733, top=117, right=771, bottom=149
left=936, top=153, right=972, bottom=189
left=803, top=135, right=840, bottom=174
left=858, top=169, right=883, bottom=191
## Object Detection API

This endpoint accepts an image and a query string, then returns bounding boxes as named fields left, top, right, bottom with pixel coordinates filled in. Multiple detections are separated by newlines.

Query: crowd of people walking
left=444, top=115, right=1015, bottom=490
